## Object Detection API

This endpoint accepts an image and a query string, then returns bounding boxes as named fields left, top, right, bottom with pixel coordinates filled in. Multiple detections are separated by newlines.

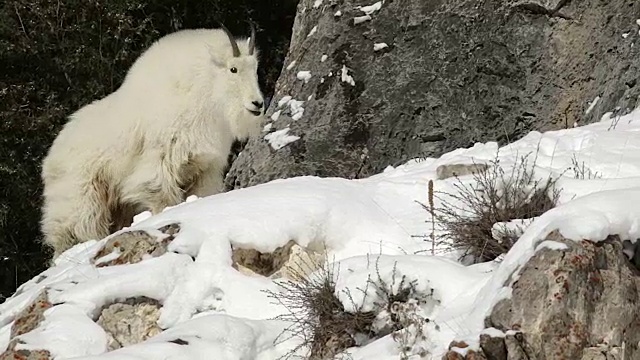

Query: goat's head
left=209, top=22, right=264, bottom=135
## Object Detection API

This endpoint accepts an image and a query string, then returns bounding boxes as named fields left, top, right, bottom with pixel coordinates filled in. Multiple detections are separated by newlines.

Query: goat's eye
left=230, top=67, right=238, bottom=73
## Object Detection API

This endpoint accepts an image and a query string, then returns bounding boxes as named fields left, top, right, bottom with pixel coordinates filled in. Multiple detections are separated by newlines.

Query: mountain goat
left=41, top=23, right=265, bottom=260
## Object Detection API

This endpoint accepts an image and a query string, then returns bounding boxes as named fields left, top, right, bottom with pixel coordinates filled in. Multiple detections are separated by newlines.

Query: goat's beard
left=229, top=109, right=262, bottom=141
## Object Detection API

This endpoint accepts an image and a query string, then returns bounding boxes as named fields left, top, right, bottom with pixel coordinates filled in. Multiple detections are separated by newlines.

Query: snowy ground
left=2, top=107, right=640, bottom=359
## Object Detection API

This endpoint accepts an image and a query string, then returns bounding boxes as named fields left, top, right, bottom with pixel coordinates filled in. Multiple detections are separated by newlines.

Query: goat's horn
left=248, top=21, right=256, bottom=56
left=218, top=22, right=240, bottom=57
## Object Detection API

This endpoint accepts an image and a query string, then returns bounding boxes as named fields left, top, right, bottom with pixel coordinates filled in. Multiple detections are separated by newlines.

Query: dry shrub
left=267, top=258, right=374, bottom=359
left=570, top=154, right=602, bottom=180
left=431, top=153, right=561, bottom=263
left=362, top=260, right=434, bottom=359
left=267, top=256, right=435, bottom=359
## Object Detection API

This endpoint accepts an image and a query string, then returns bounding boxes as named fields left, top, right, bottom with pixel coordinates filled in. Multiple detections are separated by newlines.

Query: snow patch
left=341, top=65, right=355, bottom=86
left=296, top=71, right=312, bottom=83
left=15, top=304, right=108, bottom=358
left=286, top=60, right=296, bottom=70
left=313, top=0, right=323, bottom=8
left=277, top=96, right=292, bottom=108
left=264, top=128, right=300, bottom=150
left=289, top=99, right=305, bottom=120
left=307, top=25, right=318, bottom=38
left=275, top=97, right=305, bottom=121
left=358, top=1, right=383, bottom=15
left=132, top=211, right=152, bottom=225
left=321, top=54, right=328, bottom=62
left=535, top=240, right=569, bottom=252
left=262, top=122, right=273, bottom=132
left=585, top=96, right=600, bottom=114
left=373, top=42, right=388, bottom=51
left=353, top=15, right=371, bottom=25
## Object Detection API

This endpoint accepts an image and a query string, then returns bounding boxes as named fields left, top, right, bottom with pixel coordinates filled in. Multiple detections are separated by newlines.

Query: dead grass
left=362, top=259, right=433, bottom=359
left=267, top=255, right=434, bottom=359
left=266, top=257, right=374, bottom=359
left=429, top=153, right=561, bottom=263
left=570, top=154, right=602, bottom=180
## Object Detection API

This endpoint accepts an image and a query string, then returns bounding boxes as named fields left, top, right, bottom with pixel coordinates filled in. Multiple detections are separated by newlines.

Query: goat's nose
left=252, top=100, right=264, bottom=109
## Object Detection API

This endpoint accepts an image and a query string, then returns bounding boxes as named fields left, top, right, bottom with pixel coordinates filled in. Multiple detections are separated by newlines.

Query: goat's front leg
left=185, top=166, right=225, bottom=199
left=148, top=184, right=185, bottom=214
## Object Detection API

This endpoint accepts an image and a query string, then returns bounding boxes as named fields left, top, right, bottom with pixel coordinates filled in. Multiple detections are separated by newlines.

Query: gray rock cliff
left=226, top=0, right=640, bottom=189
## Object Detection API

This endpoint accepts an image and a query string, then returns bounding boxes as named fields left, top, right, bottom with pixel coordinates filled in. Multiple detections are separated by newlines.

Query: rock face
left=0, top=291, right=52, bottom=359
left=0, top=224, right=183, bottom=359
left=226, top=0, right=640, bottom=189
left=482, top=234, right=640, bottom=360
left=97, top=297, right=162, bottom=350
left=93, top=223, right=180, bottom=267
left=232, top=240, right=325, bottom=281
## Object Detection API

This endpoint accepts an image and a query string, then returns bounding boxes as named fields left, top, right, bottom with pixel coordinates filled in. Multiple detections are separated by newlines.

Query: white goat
left=40, top=24, right=265, bottom=259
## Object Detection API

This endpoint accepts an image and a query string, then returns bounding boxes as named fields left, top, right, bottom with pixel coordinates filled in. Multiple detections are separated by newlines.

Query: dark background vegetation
left=0, top=0, right=298, bottom=300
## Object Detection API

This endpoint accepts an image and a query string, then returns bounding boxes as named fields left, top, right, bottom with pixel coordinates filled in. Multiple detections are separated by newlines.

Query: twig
left=14, top=4, right=29, bottom=40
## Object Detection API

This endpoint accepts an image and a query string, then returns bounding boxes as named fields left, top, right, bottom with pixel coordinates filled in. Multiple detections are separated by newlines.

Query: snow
left=2, top=104, right=640, bottom=358
left=358, top=1, right=383, bottom=15
left=313, top=0, right=323, bottom=9
left=291, top=111, right=304, bottom=121
left=585, top=96, right=600, bottom=114
left=132, top=210, right=152, bottom=225
left=334, top=10, right=342, bottom=17
left=320, top=54, right=328, bottom=62
left=15, top=305, right=108, bottom=358
left=270, top=110, right=281, bottom=121
left=535, top=240, right=569, bottom=252
left=373, top=42, right=388, bottom=51
left=307, top=25, right=318, bottom=38
left=264, top=127, right=300, bottom=150
left=353, top=15, right=371, bottom=25
left=277, top=95, right=292, bottom=108
left=0, top=323, right=10, bottom=353
left=276, top=96, right=305, bottom=120
left=296, top=71, right=312, bottom=83
left=262, top=123, right=273, bottom=132
left=285, top=61, right=296, bottom=71
left=341, top=65, right=355, bottom=86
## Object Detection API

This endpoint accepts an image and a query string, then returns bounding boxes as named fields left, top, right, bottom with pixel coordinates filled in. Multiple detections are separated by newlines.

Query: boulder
left=96, top=297, right=162, bottom=350
left=226, top=0, right=640, bottom=189
left=0, top=290, right=52, bottom=359
left=232, top=240, right=325, bottom=281
left=484, top=234, right=640, bottom=359
left=93, top=223, right=180, bottom=267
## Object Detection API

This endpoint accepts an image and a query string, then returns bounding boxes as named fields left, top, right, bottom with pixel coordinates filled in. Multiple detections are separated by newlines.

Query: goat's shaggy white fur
left=41, top=27, right=265, bottom=259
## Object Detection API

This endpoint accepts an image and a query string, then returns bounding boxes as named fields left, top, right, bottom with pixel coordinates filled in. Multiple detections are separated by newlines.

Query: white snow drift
left=2, top=107, right=640, bottom=359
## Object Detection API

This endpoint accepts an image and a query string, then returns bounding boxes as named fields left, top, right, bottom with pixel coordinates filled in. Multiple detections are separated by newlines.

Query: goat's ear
left=207, top=44, right=227, bottom=68
left=210, top=52, right=227, bottom=69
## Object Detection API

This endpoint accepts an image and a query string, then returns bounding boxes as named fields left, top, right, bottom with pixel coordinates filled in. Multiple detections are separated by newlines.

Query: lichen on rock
left=93, top=223, right=181, bottom=267
left=96, top=297, right=162, bottom=351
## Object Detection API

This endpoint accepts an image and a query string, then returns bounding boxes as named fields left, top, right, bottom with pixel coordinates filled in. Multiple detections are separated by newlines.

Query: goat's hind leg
left=41, top=176, right=113, bottom=261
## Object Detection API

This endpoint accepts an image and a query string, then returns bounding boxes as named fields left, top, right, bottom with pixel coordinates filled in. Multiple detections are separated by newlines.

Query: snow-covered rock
left=2, top=107, right=640, bottom=358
